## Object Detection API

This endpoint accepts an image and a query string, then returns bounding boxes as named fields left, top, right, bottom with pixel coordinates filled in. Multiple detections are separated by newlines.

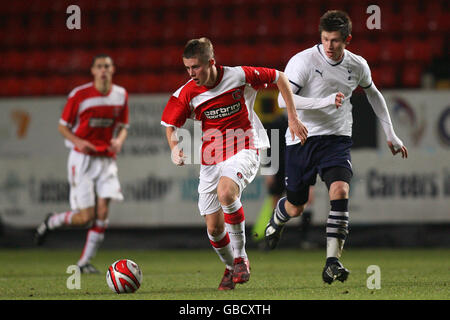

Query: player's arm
left=165, top=126, right=186, bottom=166
left=277, top=91, right=345, bottom=110
left=109, top=126, right=128, bottom=154
left=364, top=83, right=408, bottom=158
left=109, top=92, right=130, bottom=154
left=276, top=71, right=308, bottom=144
left=58, top=123, right=97, bottom=153
left=161, top=95, right=190, bottom=166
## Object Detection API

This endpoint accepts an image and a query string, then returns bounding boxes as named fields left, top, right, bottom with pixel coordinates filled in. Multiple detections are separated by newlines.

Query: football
left=106, top=259, right=143, bottom=294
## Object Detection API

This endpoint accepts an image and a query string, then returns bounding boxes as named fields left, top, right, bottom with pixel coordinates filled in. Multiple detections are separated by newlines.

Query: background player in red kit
left=34, top=54, right=129, bottom=273
left=161, top=38, right=307, bottom=290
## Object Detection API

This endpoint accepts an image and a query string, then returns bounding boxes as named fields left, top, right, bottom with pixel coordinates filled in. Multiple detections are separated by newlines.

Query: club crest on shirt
left=232, top=89, right=243, bottom=100
left=237, top=172, right=243, bottom=179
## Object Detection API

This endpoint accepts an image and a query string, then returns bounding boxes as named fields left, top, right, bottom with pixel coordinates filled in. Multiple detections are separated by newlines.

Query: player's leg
left=34, top=151, right=96, bottom=245
left=264, top=186, right=308, bottom=249
left=218, top=149, right=260, bottom=284
left=265, top=141, right=316, bottom=249
left=198, top=164, right=236, bottom=290
left=321, top=166, right=352, bottom=284
left=203, top=207, right=235, bottom=290
left=77, top=197, right=110, bottom=273
left=77, top=158, right=123, bottom=273
left=217, top=176, right=251, bottom=284
left=299, top=186, right=315, bottom=249
left=251, top=172, right=284, bottom=244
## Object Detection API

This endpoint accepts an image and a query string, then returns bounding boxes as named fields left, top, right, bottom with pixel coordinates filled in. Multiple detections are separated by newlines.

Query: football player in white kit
left=161, top=38, right=308, bottom=290
left=265, top=10, right=408, bottom=284
left=34, top=54, right=129, bottom=273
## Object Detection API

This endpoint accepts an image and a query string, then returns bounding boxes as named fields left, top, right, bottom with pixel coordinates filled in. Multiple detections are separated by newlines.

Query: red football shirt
left=161, top=65, right=276, bottom=165
left=60, top=82, right=129, bottom=157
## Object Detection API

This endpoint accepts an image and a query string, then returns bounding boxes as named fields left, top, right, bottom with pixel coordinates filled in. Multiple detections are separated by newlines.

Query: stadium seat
left=209, top=19, right=233, bottom=42
left=279, top=41, right=302, bottom=66
left=371, top=65, right=397, bottom=89
left=234, top=43, right=260, bottom=66
left=404, top=39, right=433, bottom=63
left=67, top=50, right=94, bottom=72
left=139, top=46, right=164, bottom=70
left=25, top=50, right=49, bottom=73
left=256, top=43, right=283, bottom=68
left=380, top=40, right=405, bottom=63
left=401, top=13, right=428, bottom=34
left=114, top=74, right=139, bottom=93
left=47, top=50, right=71, bottom=74
left=46, top=76, right=70, bottom=95
left=162, top=20, right=188, bottom=43
left=2, top=51, right=27, bottom=74
left=214, top=44, right=236, bottom=66
left=21, top=76, right=47, bottom=96
left=351, top=40, right=381, bottom=65
left=136, top=20, right=165, bottom=44
left=159, top=72, right=189, bottom=93
left=114, top=48, right=140, bottom=71
left=0, top=77, right=22, bottom=96
left=279, top=17, right=303, bottom=40
left=402, top=65, right=423, bottom=87
left=135, top=73, right=162, bottom=93
left=161, top=45, right=184, bottom=69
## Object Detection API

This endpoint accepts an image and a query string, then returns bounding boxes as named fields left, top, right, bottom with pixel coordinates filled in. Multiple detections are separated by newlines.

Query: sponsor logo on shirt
left=89, top=118, right=114, bottom=128
left=204, top=102, right=242, bottom=120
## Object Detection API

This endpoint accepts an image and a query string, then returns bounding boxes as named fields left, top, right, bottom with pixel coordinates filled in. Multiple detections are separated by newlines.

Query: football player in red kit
left=161, top=38, right=307, bottom=290
left=34, top=54, right=129, bottom=273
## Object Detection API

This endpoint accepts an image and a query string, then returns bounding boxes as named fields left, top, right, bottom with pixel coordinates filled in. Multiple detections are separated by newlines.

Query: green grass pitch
left=1, top=248, right=448, bottom=300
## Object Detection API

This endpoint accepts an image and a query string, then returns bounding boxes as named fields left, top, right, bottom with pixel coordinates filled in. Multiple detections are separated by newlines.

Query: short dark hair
left=183, top=37, right=215, bottom=63
left=319, top=10, right=352, bottom=40
left=91, top=54, right=114, bottom=67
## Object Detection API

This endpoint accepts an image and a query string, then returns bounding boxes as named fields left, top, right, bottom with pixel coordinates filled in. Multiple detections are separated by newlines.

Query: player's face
left=91, top=57, right=115, bottom=83
left=183, top=56, right=215, bottom=87
left=321, top=31, right=348, bottom=61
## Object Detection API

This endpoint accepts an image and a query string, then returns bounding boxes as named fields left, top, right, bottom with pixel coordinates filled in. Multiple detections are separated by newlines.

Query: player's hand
left=387, top=141, right=408, bottom=159
left=288, top=117, right=308, bottom=145
left=108, top=138, right=124, bottom=154
left=335, top=92, right=345, bottom=108
left=171, top=145, right=187, bottom=166
left=75, top=139, right=97, bottom=154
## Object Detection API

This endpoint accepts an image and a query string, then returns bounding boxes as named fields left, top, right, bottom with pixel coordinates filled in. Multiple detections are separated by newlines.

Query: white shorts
left=67, top=149, right=124, bottom=211
left=198, top=149, right=260, bottom=216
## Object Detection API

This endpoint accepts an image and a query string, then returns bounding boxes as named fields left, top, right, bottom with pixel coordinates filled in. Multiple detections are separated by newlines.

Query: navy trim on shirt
left=360, top=81, right=373, bottom=89
left=289, top=80, right=302, bottom=94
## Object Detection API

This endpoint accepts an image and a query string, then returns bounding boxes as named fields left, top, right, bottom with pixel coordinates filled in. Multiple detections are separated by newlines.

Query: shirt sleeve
left=161, top=95, right=191, bottom=128
left=359, top=57, right=373, bottom=89
left=59, top=94, right=79, bottom=128
left=284, top=54, right=308, bottom=94
left=241, top=66, right=279, bottom=88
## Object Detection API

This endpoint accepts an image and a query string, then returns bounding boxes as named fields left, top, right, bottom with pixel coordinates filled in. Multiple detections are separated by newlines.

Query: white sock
left=77, top=219, right=107, bottom=266
left=207, top=230, right=234, bottom=270
left=48, top=210, right=77, bottom=230
left=326, top=200, right=349, bottom=259
left=222, top=199, right=247, bottom=260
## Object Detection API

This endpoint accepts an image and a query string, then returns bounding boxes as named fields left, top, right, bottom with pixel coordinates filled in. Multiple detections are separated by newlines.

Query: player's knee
left=77, top=211, right=94, bottom=226
left=207, top=225, right=225, bottom=237
left=217, top=186, right=237, bottom=205
left=286, top=201, right=306, bottom=217
left=217, top=177, right=240, bottom=205
left=329, top=182, right=349, bottom=199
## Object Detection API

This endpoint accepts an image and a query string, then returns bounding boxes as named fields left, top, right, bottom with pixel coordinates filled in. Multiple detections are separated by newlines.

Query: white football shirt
left=284, top=44, right=372, bottom=145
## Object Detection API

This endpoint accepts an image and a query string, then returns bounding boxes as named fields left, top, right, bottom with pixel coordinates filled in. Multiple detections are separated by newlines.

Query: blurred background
left=0, top=0, right=449, bottom=249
